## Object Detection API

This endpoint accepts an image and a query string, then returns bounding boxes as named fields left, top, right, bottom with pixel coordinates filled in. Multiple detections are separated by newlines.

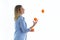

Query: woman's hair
left=14, top=5, right=22, bottom=21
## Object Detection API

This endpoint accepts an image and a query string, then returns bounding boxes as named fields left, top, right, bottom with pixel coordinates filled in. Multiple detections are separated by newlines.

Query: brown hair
left=14, top=5, right=22, bottom=21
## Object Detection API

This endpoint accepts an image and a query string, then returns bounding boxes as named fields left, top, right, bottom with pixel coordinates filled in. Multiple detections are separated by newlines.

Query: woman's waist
left=14, top=30, right=27, bottom=34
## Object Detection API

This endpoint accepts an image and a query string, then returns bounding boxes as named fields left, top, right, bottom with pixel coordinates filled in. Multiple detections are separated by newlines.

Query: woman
left=14, top=5, right=38, bottom=40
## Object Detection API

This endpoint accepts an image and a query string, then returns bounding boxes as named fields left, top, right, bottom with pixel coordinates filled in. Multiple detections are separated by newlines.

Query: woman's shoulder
left=18, top=16, right=24, bottom=21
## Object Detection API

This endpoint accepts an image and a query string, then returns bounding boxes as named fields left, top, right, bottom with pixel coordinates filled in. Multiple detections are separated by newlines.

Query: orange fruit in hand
left=31, top=28, right=34, bottom=32
left=34, top=17, right=38, bottom=21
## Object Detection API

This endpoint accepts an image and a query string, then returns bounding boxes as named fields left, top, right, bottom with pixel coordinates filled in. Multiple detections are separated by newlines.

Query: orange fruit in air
left=41, top=9, right=44, bottom=13
left=34, top=17, right=38, bottom=21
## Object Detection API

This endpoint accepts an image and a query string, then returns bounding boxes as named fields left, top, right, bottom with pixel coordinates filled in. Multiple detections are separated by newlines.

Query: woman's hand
left=32, top=20, right=38, bottom=27
left=30, top=28, right=34, bottom=32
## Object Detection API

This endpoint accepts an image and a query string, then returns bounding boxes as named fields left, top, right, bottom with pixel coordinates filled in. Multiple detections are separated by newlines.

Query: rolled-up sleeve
left=19, top=17, right=30, bottom=33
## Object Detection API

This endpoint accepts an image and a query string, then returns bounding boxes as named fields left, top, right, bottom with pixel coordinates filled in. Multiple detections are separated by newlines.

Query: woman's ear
left=18, top=9, right=21, bottom=13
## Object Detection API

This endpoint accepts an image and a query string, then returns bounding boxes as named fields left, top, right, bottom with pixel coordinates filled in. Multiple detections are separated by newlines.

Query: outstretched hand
left=32, top=20, right=38, bottom=27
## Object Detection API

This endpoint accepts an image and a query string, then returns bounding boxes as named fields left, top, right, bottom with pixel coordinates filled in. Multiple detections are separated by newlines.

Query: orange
left=41, top=9, right=44, bottom=13
left=34, top=17, right=38, bottom=21
left=31, top=28, right=34, bottom=32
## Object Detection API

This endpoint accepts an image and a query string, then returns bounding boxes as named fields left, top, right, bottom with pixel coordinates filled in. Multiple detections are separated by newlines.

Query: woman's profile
left=14, top=5, right=38, bottom=40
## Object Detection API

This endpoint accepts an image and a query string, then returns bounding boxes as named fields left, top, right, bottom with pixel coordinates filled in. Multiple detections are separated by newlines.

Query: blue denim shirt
left=14, top=16, right=30, bottom=40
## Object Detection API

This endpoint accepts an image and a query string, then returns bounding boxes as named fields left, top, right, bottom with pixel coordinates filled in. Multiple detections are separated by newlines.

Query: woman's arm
left=30, top=21, right=37, bottom=29
left=19, top=17, right=31, bottom=33
left=30, top=21, right=37, bottom=32
left=19, top=17, right=37, bottom=33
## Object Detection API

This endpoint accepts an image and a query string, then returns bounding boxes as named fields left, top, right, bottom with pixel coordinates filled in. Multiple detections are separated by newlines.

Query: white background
left=0, top=0, right=60, bottom=40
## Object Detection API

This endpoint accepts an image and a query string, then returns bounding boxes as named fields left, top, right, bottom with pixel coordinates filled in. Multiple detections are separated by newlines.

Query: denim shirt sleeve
left=18, top=16, right=30, bottom=33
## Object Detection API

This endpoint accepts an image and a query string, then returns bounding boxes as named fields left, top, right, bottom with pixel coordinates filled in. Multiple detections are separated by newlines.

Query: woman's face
left=19, top=7, right=24, bottom=15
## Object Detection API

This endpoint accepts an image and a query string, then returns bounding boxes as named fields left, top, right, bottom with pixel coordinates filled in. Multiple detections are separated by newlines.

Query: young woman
left=14, top=5, right=38, bottom=40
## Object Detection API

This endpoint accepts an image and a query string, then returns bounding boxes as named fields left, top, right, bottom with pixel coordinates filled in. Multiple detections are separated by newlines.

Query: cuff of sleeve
left=27, top=28, right=31, bottom=32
